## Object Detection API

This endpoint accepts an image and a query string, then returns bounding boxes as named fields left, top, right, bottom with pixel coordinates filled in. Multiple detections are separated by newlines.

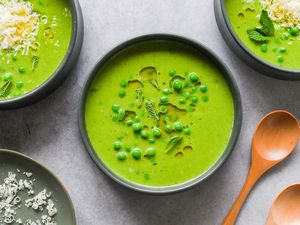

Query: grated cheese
left=261, top=0, right=300, bottom=28
left=0, top=0, right=40, bottom=53
left=0, top=171, right=58, bottom=225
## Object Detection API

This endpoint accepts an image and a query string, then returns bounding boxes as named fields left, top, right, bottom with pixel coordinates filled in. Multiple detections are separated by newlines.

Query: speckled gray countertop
left=1, top=1, right=300, bottom=225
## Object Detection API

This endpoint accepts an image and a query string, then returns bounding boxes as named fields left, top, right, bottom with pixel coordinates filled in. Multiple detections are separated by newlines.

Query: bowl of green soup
left=79, top=34, right=242, bottom=194
left=215, top=0, right=300, bottom=80
left=0, top=0, right=83, bottom=109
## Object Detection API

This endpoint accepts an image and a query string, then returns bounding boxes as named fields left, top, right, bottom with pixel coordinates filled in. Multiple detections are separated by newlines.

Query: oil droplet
left=183, top=146, right=193, bottom=153
left=175, top=152, right=184, bottom=159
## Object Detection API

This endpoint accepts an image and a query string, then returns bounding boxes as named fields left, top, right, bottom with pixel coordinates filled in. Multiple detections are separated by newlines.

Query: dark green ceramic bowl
left=79, top=34, right=242, bottom=195
left=0, top=149, right=76, bottom=224
left=0, top=0, right=84, bottom=110
left=214, top=0, right=300, bottom=80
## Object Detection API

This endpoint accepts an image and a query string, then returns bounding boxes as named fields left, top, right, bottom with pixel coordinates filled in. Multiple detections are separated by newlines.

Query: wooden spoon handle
left=222, top=167, right=262, bottom=225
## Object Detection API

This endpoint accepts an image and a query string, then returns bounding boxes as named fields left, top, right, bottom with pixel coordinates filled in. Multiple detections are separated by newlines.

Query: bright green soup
left=0, top=0, right=72, bottom=100
left=226, top=0, right=300, bottom=70
left=85, top=41, right=234, bottom=187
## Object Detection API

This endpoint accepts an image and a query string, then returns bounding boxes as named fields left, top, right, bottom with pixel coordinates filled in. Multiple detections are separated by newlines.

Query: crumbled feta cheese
left=261, top=0, right=300, bottom=28
left=0, top=171, right=58, bottom=225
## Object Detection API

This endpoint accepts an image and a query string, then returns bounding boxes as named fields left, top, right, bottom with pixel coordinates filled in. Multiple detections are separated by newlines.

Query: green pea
left=179, top=98, right=186, bottom=104
left=284, top=33, right=290, bottom=40
left=120, top=80, right=128, bottom=88
left=189, top=72, right=199, bottom=82
left=114, top=141, right=122, bottom=150
left=126, top=119, right=133, bottom=126
left=3, top=73, right=12, bottom=81
left=184, top=128, right=191, bottom=135
left=112, top=104, right=120, bottom=113
left=132, top=148, right=142, bottom=160
left=125, top=146, right=131, bottom=152
left=277, top=56, right=284, bottom=63
left=165, top=124, right=173, bottom=133
left=191, top=86, right=197, bottom=93
left=172, top=79, right=183, bottom=91
left=12, top=55, right=17, bottom=61
left=13, top=92, right=21, bottom=97
left=146, top=147, right=156, bottom=157
left=184, top=91, right=191, bottom=99
left=117, top=152, right=126, bottom=160
left=174, top=122, right=183, bottom=132
left=148, top=138, right=155, bottom=144
left=200, top=84, right=208, bottom=93
left=16, top=81, right=23, bottom=88
left=162, top=88, right=170, bottom=95
left=290, top=27, right=299, bottom=36
left=17, top=66, right=25, bottom=73
left=141, top=130, right=149, bottom=139
left=169, top=70, right=176, bottom=77
left=133, top=116, right=140, bottom=122
left=184, top=80, right=190, bottom=88
left=152, top=127, right=161, bottom=138
left=191, top=96, right=198, bottom=103
left=202, top=95, right=209, bottom=102
left=118, top=90, right=126, bottom=98
left=260, top=44, right=268, bottom=53
left=279, top=47, right=286, bottom=53
left=132, top=123, right=142, bottom=132
left=160, top=96, right=168, bottom=104
left=160, top=106, right=168, bottom=114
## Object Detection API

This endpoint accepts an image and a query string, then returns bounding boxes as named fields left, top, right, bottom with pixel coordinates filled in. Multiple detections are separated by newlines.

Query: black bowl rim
left=215, top=0, right=300, bottom=79
left=78, top=33, right=242, bottom=195
left=0, top=0, right=83, bottom=109
left=0, top=149, right=76, bottom=224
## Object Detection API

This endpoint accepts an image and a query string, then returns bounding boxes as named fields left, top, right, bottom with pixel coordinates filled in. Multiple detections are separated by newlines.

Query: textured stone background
left=1, top=0, right=300, bottom=224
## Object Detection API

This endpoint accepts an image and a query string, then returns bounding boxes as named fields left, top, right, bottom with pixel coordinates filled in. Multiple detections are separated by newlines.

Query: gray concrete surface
left=1, top=0, right=300, bottom=224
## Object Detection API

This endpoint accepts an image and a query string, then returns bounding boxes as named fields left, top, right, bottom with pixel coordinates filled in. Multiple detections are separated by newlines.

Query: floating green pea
left=169, top=70, right=176, bottom=77
left=132, top=123, right=142, bottom=132
left=118, top=90, right=126, bottom=98
left=179, top=98, right=186, bottom=104
left=17, top=66, right=25, bottom=73
left=13, top=92, right=21, bottom=97
left=114, top=141, right=122, bottom=150
left=174, top=122, right=183, bottom=132
left=160, top=96, right=168, bottom=104
left=191, top=86, right=197, bottom=93
left=141, top=130, right=149, bottom=139
left=172, top=79, right=183, bottom=91
left=189, top=72, right=199, bottom=82
left=148, top=138, right=155, bottom=144
left=290, top=27, right=299, bottom=36
left=184, top=91, right=191, bottom=99
left=112, top=104, right=120, bottom=113
left=126, top=120, right=133, bottom=126
left=165, top=124, right=173, bottom=133
left=279, top=47, right=286, bottom=53
left=117, top=152, right=126, bottom=160
left=152, top=127, right=161, bottom=138
left=200, top=84, right=208, bottom=93
left=191, top=96, right=198, bottom=103
left=277, top=56, right=284, bottom=63
left=202, top=95, right=209, bottom=102
left=146, top=147, right=156, bottom=157
left=125, top=146, right=131, bottom=152
left=132, top=148, right=142, bottom=160
left=133, top=116, right=140, bottom=122
left=120, top=80, right=128, bottom=88
left=15, top=81, right=23, bottom=89
left=160, top=105, right=168, bottom=114
left=184, top=128, right=191, bottom=135
left=162, top=88, right=170, bottom=95
left=3, top=73, right=12, bottom=81
left=260, top=44, right=268, bottom=53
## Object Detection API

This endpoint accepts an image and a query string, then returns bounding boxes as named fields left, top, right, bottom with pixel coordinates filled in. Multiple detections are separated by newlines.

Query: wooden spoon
left=223, top=110, right=300, bottom=225
left=266, top=184, right=300, bottom=225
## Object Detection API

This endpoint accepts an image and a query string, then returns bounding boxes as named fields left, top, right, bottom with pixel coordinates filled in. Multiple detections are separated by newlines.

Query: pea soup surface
left=0, top=0, right=72, bottom=99
left=226, top=0, right=300, bottom=70
left=85, top=41, right=235, bottom=187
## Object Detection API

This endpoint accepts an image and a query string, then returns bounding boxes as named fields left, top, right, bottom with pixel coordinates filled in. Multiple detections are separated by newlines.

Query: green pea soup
left=0, top=0, right=72, bottom=100
left=226, top=0, right=300, bottom=70
left=84, top=40, right=236, bottom=188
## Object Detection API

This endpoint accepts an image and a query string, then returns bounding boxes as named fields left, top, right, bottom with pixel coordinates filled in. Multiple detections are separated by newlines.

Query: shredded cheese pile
left=261, top=0, right=300, bottom=28
left=0, top=0, right=40, bottom=53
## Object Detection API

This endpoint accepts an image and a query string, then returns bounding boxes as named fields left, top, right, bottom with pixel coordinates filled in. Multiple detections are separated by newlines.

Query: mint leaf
left=247, top=30, right=269, bottom=42
left=260, top=10, right=274, bottom=36
left=165, top=136, right=183, bottom=153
